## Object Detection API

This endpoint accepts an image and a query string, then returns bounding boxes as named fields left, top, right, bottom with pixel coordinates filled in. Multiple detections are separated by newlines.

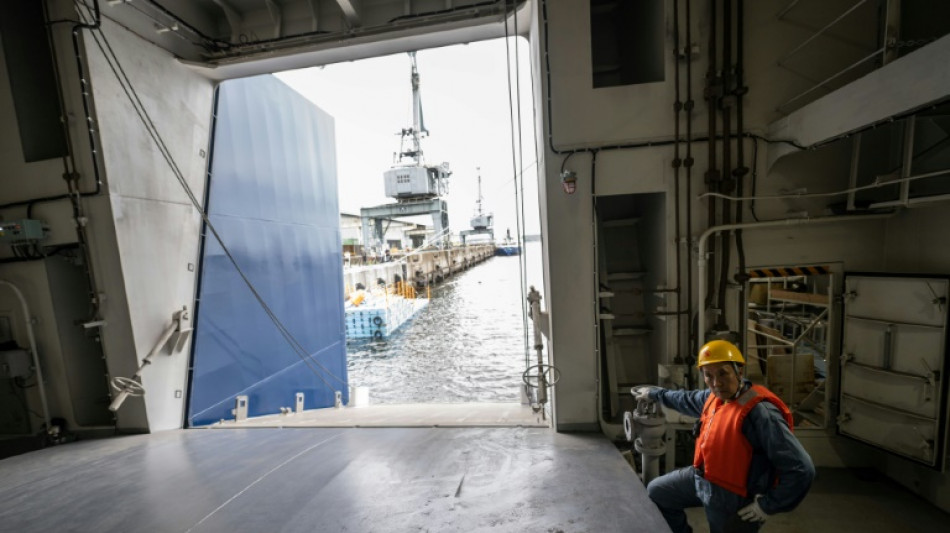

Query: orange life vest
left=692, top=384, right=794, bottom=497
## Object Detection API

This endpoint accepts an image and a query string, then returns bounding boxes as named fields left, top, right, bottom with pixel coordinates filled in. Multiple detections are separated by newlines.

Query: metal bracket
left=167, top=306, right=193, bottom=354
left=232, top=395, right=249, bottom=422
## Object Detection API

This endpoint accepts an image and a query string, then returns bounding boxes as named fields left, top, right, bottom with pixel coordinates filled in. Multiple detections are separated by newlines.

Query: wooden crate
left=767, top=352, right=815, bottom=405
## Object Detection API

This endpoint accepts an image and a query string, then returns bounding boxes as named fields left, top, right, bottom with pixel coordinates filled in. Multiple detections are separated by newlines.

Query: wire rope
left=503, top=3, right=531, bottom=371
left=512, top=5, right=532, bottom=366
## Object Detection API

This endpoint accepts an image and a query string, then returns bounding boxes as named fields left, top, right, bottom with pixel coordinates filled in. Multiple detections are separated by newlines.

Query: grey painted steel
left=361, top=198, right=449, bottom=252
left=839, top=275, right=949, bottom=468
left=768, top=33, right=950, bottom=149
left=0, top=427, right=671, bottom=532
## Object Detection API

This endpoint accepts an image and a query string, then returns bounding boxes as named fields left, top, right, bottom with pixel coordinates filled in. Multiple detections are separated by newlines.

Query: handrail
left=775, top=0, right=894, bottom=113
left=778, top=0, right=870, bottom=66
left=778, top=48, right=883, bottom=111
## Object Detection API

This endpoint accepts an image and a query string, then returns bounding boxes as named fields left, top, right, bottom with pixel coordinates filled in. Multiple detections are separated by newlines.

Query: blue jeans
left=646, top=467, right=761, bottom=533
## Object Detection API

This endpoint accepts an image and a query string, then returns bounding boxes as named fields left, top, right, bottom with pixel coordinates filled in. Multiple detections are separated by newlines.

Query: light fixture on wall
left=560, top=170, right=577, bottom=195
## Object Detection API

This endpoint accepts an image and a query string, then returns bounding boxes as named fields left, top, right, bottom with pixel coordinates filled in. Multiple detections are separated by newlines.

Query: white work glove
left=630, top=386, right=659, bottom=404
left=737, top=495, right=769, bottom=523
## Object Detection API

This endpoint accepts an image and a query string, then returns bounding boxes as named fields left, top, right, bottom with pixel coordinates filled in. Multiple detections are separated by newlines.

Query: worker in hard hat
left=633, top=339, right=815, bottom=533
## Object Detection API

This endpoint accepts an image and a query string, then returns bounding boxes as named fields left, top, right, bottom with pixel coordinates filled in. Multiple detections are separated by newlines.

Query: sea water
left=346, top=241, right=543, bottom=404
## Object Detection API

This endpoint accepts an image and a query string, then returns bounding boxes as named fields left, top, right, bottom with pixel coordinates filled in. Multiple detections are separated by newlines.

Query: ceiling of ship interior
left=98, top=0, right=529, bottom=79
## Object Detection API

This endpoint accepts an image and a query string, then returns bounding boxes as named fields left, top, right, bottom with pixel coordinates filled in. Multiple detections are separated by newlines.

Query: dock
left=343, top=244, right=495, bottom=297
left=342, top=244, right=495, bottom=338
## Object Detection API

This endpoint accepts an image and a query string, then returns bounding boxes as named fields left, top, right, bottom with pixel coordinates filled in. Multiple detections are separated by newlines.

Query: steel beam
left=361, top=199, right=448, bottom=253
left=334, top=0, right=361, bottom=27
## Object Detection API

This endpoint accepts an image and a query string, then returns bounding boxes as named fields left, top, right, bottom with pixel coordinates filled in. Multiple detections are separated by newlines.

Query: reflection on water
left=346, top=241, right=543, bottom=404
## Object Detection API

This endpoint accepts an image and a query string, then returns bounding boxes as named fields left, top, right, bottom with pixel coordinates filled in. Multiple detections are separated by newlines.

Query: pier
left=342, top=244, right=496, bottom=297
left=342, top=244, right=496, bottom=339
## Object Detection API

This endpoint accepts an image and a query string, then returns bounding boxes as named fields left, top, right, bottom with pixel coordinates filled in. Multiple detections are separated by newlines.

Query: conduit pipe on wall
left=704, top=0, right=719, bottom=311
left=685, top=0, right=696, bottom=362
left=672, top=0, right=683, bottom=362
left=695, top=213, right=896, bottom=341
left=716, top=0, right=734, bottom=330
left=733, top=0, right=749, bottom=351
left=0, top=280, right=52, bottom=433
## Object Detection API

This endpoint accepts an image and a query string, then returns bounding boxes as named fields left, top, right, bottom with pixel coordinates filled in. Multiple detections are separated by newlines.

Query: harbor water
left=346, top=241, right=543, bottom=404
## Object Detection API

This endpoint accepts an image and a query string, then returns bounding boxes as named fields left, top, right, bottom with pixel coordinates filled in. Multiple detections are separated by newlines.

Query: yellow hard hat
left=696, top=339, right=745, bottom=367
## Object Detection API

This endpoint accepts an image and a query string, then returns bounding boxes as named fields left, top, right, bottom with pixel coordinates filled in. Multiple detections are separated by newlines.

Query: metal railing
left=776, top=0, right=890, bottom=112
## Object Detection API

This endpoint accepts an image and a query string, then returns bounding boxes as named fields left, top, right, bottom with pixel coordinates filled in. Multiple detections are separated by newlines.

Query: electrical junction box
left=0, top=219, right=47, bottom=242
left=0, top=350, right=31, bottom=379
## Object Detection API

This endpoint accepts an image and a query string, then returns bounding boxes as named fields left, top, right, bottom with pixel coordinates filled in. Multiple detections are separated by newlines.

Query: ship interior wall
left=2, top=0, right=950, bottom=520
left=535, top=0, right=950, bottom=512
left=1, top=1, right=216, bottom=443
left=0, top=1, right=122, bottom=445
left=85, top=16, right=215, bottom=432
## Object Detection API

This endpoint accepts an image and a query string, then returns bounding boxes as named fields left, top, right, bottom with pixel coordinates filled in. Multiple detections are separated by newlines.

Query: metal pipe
left=716, top=0, right=733, bottom=329
left=882, top=0, right=901, bottom=65
left=788, top=308, right=827, bottom=408
left=673, top=0, right=683, bottom=361
left=778, top=0, right=870, bottom=65
left=847, top=134, right=862, bottom=211
left=0, top=280, right=52, bottom=433
left=685, top=0, right=695, bottom=364
left=697, top=213, right=895, bottom=339
left=705, top=0, right=719, bottom=311
left=735, top=0, right=749, bottom=352
left=899, top=116, right=916, bottom=205
left=628, top=388, right=667, bottom=485
left=527, top=287, right=548, bottom=410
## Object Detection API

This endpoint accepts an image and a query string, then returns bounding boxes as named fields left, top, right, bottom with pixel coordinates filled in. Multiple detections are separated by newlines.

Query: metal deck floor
left=0, top=427, right=669, bottom=532
left=212, top=402, right=548, bottom=429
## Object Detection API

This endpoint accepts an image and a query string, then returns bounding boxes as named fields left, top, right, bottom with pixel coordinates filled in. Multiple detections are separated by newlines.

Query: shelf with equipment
left=745, top=267, right=835, bottom=429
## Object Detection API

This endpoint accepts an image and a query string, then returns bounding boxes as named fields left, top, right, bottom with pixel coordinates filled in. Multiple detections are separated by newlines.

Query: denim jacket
left=650, top=382, right=816, bottom=514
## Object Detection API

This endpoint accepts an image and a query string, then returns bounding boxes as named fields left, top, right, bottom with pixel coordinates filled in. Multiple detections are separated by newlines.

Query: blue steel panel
left=188, top=75, right=346, bottom=426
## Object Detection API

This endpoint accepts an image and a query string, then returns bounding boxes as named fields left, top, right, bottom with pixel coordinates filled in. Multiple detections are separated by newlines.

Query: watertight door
left=838, top=274, right=949, bottom=469
left=187, top=76, right=347, bottom=426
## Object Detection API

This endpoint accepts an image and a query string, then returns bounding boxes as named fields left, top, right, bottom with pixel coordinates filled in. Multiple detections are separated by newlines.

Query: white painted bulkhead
left=532, top=0, right=950, bottom=511
left=83, top=18, right=213, bottom=431
left=1, top=4, right=212, bottom=432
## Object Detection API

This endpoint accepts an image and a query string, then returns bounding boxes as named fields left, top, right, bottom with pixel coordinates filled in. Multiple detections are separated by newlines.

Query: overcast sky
left=276, top=37, right=540, bottom=238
